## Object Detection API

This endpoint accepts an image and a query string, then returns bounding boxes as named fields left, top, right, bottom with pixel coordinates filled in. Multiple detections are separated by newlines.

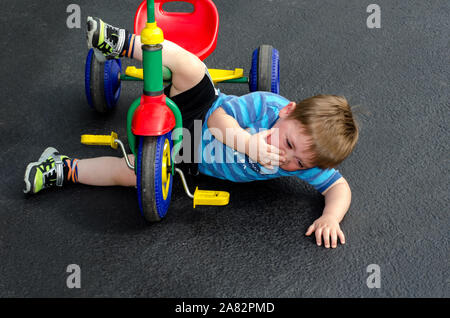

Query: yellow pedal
left=125, top=66, right=144, bottom=79
left=81, top=131, right=118, bottom=149
left=208, top=68, right=244, bottom=83
left=193, top=187, right=230, bottom=208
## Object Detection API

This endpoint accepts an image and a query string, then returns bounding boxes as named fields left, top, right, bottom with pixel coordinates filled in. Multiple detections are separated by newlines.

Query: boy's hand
left=246, top=128, right=285, bottom=169
left=305, top=215, right=346, bottom=248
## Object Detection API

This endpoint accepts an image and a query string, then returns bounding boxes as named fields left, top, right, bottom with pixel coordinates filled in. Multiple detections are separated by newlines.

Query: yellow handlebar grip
left=208, top=68, right=244, bottom=83
left=125, top=66, right=144, bottom=79
left=81, top=132, right=118, bottom=149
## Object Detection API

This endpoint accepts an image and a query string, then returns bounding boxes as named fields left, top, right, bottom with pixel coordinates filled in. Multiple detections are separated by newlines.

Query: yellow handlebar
left=80, top=132, right=118, bottom=149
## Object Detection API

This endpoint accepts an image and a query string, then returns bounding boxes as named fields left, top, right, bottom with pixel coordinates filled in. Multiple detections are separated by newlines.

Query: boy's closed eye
left=285, top=137, right=304, bottom=168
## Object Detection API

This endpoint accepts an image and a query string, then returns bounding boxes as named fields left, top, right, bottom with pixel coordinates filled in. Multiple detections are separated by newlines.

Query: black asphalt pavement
left=0, top=0, right=448, bottom=297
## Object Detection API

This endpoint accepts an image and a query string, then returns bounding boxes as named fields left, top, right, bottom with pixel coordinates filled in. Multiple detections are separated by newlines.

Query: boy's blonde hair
left=288, top=95, right=358, bottom=169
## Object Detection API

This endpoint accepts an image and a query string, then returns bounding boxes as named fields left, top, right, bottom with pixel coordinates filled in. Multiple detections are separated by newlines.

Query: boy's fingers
left=338, top=230, right=346, bottom=244
left=315, top=228, right=323, bottom=246
left=331, top=229, right=338, bottom=248
left=257, top=152, right=282, bottom=167
left=268, top=153, right=284, bottom=164
left=258, top=128, right=273, bottom=140
left=268, top=143, right=284, bottom=154
left=323, top=228, right=331, bottom=248
left=305, top=225, right=313, bottom=236
left=260, top=159, right=273, bottom=169
left=268, top=145, right=282, bottom=155
left=263, top=128, right=275, bottom=137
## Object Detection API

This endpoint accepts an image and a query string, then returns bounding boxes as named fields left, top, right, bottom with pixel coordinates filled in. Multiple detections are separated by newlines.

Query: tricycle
left=82, top=0, right=281, bottom=222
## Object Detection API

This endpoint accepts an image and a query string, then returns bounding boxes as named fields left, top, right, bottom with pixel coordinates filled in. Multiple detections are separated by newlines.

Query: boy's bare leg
left=42, top=18, right=205, bottom=192
left=81, top=21, right=206, bottom=187
left=86, top=17, right=206, bottom=98
left=132, top=37, right=206, bottom=97
left=77, top=155, right=136, bottom=187
left=26, top=19, right=207, bottom=194
left=24, top=148, right=135, bottom=194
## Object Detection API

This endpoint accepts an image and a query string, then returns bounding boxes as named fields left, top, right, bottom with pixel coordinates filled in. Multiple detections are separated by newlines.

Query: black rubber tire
left=257, top=44, right=274, bottom=92
left=89, top=52, right=109, bottom=113
left=138, top=136, right=160, bottom=222
left=137, top=134, right=173, bottom=222
left=248, top=44, right=280, bottom=94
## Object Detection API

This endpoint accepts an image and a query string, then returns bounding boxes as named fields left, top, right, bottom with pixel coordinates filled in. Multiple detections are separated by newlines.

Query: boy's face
left=267, top=102, right=315, bottom=171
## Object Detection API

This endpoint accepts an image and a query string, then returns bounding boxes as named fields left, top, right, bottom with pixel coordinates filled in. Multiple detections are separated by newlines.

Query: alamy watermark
left=366, top=264, right=381, bottom=289
left=66, top=4, right=81, bottom=29
left=170, top=120, right=282, bottom=174
left=66, top=264, right=81, bottom=289
left=66, top=4, right=381, bottom=30
left=367, top=4, right=381, bottom=29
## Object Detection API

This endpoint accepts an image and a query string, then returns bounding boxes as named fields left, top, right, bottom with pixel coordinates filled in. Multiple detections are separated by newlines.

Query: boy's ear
left=279, top=102, right=297, bottom=118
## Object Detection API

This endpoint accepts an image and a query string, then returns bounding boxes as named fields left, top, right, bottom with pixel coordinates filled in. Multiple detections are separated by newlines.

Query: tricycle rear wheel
left=85, top=49, right=122, bottom=113
left=249, top=45, right=280, bottom=94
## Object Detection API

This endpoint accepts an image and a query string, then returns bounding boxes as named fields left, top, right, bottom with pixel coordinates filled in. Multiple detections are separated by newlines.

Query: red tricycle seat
left=134, top=0, right=219, bottom=61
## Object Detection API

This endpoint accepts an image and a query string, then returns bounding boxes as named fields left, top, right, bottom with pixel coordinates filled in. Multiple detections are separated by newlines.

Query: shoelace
left=38, top=159, right=57, bottom=188
left=97, top=42, right=113, bottom=55
left=96, top=25, right=119, bottom=55
left=106, top=26, right=119, bottom=46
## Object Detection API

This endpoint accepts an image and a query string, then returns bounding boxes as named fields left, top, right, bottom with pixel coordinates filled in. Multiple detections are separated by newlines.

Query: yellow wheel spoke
left=161, top=138, right=171, bottom=200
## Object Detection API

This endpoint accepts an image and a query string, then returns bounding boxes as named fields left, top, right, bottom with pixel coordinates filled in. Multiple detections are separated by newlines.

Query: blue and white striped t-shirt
left=197, top=91, right=342, bottom=193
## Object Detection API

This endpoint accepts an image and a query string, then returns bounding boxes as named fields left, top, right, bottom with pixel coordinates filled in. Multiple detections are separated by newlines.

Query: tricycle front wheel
left=136, top=132, right=173, bottom=222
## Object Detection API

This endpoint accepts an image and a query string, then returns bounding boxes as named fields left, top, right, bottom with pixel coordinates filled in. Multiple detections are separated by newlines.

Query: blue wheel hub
left=104, top=58, right=122, bottom=110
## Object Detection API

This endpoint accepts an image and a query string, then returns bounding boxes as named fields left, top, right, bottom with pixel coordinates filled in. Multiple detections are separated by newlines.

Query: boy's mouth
left=266, top=133, right=272, bottom=145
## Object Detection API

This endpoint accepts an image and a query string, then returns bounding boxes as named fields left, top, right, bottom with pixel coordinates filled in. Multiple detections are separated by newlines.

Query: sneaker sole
left=87, top=17, right=108, bottom=62
left=23, top=147, right=58, bottom=194
left=86, top=16, right=98, bottom=49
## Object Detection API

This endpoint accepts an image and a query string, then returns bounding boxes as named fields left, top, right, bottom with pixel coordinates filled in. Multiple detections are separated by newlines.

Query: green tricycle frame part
left=120, top=66, right=172, bottom=83
left=142, top=46, right=163, bottom=93
left=126, top=0, right=183, bottom=175
left=147, top=0, right=156, bottom=23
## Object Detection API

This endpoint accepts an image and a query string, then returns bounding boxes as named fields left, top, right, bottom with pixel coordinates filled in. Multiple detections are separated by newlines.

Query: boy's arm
left=207, top=107, right=251, bottom=155
left=305, top=177, right=351, bottom=248
left=321, top=177, right=351, bottom=223
left=207, top=107, right=284, bottom=168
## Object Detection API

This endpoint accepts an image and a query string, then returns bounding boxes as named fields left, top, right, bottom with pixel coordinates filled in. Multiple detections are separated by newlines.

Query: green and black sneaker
left=86, top=16, right=128, bottom=59
left=23, top=147, right=70, bottom=194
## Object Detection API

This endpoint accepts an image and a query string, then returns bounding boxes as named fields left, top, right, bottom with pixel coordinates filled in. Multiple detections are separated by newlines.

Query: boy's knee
left=174, top=50, right=204, bottom=73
